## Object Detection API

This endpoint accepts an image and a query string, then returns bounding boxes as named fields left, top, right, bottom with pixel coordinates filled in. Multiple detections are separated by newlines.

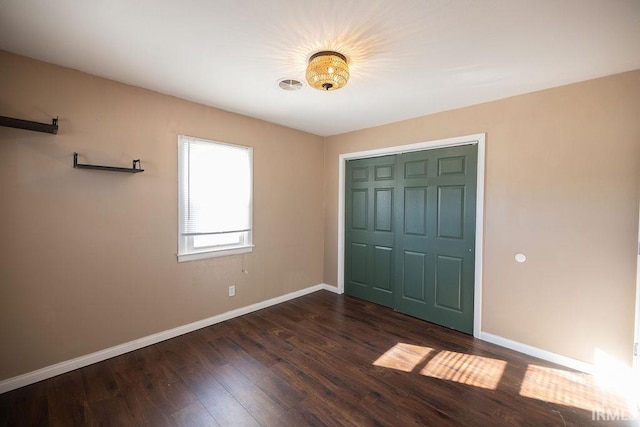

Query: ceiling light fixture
left=305, top=51, right=349, bottom=91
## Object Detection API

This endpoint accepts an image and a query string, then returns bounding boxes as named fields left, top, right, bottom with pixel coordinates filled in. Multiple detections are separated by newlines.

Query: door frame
left=337, top=133, right=486, bottom=338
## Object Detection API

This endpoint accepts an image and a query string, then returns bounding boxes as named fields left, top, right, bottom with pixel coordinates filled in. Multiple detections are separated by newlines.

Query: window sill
left=177, top=245, right=254, bottom=263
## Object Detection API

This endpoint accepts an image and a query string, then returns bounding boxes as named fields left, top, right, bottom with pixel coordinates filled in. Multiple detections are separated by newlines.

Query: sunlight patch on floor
left=373, top=342, right=433, bottom=372
left=373, top=342, right=639, bottom=419
left=519, top=364, right=638, bottom=420
left=419, top=351, right=507, bottom=390
left=373, top=343, right=506, bottom=390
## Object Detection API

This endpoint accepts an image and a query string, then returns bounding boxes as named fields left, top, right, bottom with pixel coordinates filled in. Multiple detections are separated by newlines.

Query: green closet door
left=394, top=144, right=477, bottom=333
left=345, top=155, right=396, bottom=307
left=345, top=144, right=477, bottom=334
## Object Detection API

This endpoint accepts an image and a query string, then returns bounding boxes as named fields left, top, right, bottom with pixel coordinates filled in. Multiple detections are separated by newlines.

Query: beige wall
left=0, top=51, right=325, bottom=380
left=324, top=70, right=640, bottom=365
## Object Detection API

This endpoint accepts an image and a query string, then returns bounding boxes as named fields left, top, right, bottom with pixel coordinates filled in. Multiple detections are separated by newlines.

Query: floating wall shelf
left=0, top=115, right=58, bottom=134
left=73, top=152, right=144, bottom=173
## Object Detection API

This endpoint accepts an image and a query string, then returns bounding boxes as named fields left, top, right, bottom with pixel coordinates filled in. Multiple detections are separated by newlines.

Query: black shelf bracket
left=73, top=152, right=144, bottom=173
left=0, top=115, right=58, bottom=134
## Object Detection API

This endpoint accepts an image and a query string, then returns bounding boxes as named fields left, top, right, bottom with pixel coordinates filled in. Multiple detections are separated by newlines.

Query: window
left=178, top=135, right=253, bottom=262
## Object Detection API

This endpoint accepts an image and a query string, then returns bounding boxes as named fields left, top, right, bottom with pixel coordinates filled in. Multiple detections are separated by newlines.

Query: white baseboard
left=479, top=331, right=594, bottom=374
left=0, top=283, right=331, bottom=394
left=320, top=283, right=341, bottom=294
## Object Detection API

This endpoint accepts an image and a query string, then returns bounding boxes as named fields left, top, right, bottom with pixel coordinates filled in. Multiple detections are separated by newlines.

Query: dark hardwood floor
left=0, top=291, right=636, bottom=426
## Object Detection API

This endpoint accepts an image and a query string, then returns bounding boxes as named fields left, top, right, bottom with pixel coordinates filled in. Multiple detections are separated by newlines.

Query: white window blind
left=178, top=135, right=253, bottom=261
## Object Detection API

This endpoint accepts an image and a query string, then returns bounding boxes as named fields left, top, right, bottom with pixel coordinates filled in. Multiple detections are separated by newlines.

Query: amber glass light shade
left=305, top=51, right=349, bottom=91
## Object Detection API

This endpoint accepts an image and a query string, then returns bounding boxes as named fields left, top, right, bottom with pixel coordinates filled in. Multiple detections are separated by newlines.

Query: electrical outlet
left=228, top=285, right=236, bottom=297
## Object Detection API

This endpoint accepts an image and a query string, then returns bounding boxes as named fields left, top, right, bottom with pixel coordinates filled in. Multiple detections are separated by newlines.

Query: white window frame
left=177, top=135, right=253, bottom=262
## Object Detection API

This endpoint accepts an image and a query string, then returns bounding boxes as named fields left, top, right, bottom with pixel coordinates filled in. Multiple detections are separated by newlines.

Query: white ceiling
left=1, top=0, right=639, bottom=137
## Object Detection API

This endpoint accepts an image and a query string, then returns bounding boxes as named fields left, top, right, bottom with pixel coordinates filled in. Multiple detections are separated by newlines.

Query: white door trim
left=634, top=198, right=640, bottom=375
left=336, top=133, right=486, bottom=338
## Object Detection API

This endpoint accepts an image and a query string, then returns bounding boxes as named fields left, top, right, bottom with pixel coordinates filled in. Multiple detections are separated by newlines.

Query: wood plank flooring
left=0, top=291, right=636, bottom=426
